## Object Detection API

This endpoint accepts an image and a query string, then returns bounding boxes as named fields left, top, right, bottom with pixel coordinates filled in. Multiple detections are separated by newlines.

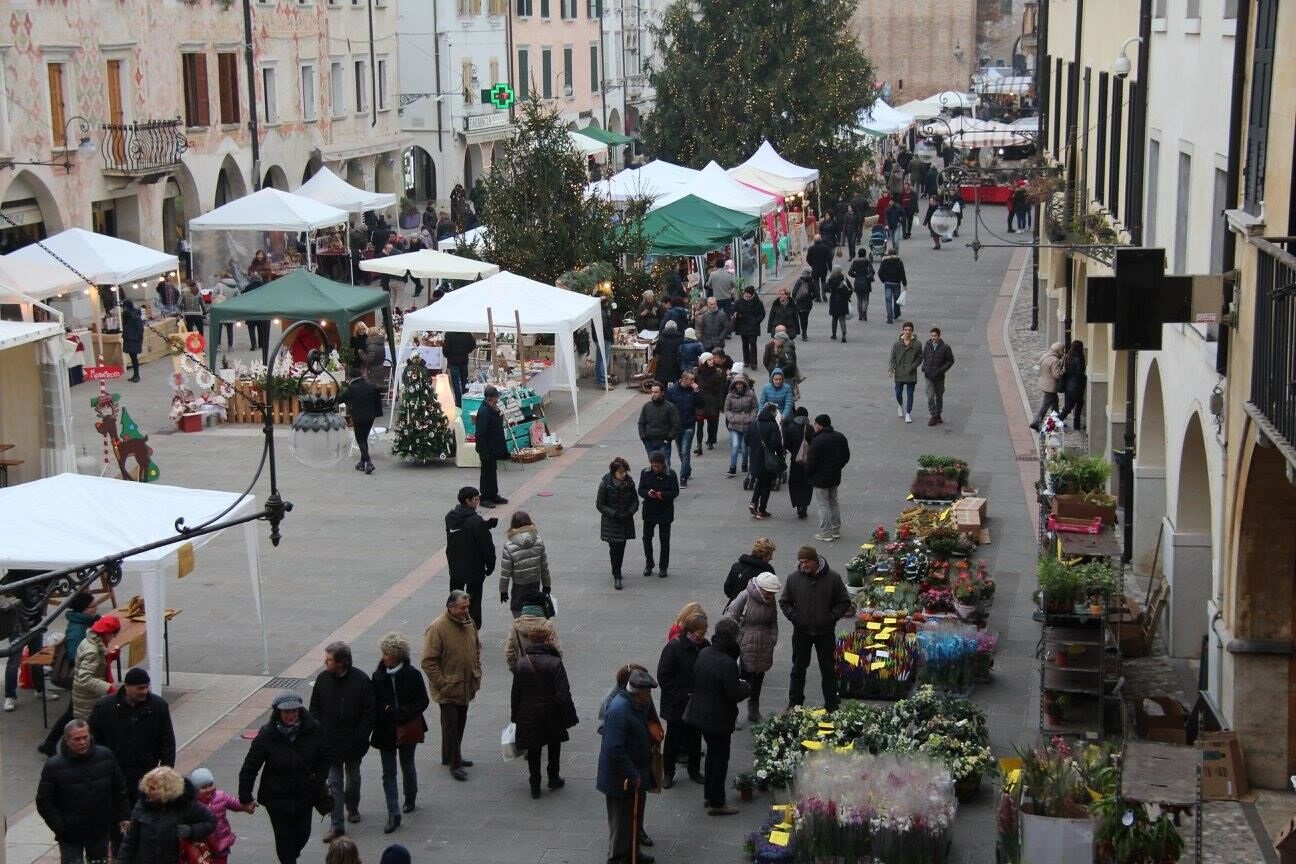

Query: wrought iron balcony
left=100, top=119, right=189, bottom=180
left=1247, top=236, right=1296, bottom=461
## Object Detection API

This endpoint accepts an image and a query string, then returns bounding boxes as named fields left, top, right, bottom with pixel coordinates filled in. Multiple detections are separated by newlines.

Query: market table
left=113, top=607, right=182, bottom=684
left=959, top=183, right=1012, bottom=205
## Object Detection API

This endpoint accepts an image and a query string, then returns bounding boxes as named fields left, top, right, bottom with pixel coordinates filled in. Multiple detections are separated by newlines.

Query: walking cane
left=627, top=776, right=642, bottom=864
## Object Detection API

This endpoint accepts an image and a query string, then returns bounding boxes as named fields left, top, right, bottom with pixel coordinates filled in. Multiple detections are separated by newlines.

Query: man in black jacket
left=637, top=381, right=681, bottom=468
left=87, top=667, right=175, bottom=806
left=732, top=285, right=765, bottom=367
left=656, top=615, right=707, bottom=788
left=779, top=547, right=851, bottom=712
left=921, top=326, right=956, bottom=426
left=442, top=331, right=477, bottom=407
left=445, top=486, right=499, bottom=630
left=473, top=385, right=510, bottom=507
left=805, top=415, right=851, bottom=542
left=637, top=451, right=680, bottom=579
left=805, top=236, right=832, bottom=302
left=37, top=719, right=130, bottom=864
left=683, top=617, right=750, bottom=815
left=310, top=641, right=376, bottom=842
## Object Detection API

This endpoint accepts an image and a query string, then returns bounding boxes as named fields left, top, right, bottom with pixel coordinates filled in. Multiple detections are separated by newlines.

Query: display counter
left=461, top=385, right=546, bottom=453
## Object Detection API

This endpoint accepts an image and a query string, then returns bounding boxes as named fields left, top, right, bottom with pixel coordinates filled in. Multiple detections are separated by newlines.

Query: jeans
left=662, top=719, right=701, bottom=775
left=439, top=703, right=469, bottom=769
left=925, top=376, right=946, bottom=418
left=675, top=427, right=695, bottom=480
left=595, top=339, right=611, bottom=387
left=788, top=630, right=839, bottom=711
left=894, top=381, right=915, bottom=413
left=728, top=429, right=747, bottom=472
left=815, top=486, right=840, bottom=535
left=642, top=521, right=671, bottom=572
left=448, top=364, right=469, bottom=407
left=380, top=744, right=418, bottom=815
left=266, top=806, right=313, bottom=864
left=58, top=838, right=109, bottom=864
left=328, top=758, right=363, bottom=829
left=740, top=334, right=758, bottom=367
left=883, top=282, right=900, bottom=322
left=642, top=439, right=672, bottom=469
left=6, top=632, right=43, bottom=698
left=888, top=226, right=901, bottom=252
left=608, top=541, right=627, bottom=579
left=1016, top=207, right=1031, bottom=230
left=702, top=729, right=733, bottom=806
left=855, top=290, right=870, bottom=320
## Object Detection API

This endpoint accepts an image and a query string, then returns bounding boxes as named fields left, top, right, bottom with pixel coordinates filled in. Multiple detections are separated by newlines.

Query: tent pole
left=487, top=307, right=497, bottom=383
left=306, top=232, right=314, bottom=274
left=515, top=309, right=527, bottom=389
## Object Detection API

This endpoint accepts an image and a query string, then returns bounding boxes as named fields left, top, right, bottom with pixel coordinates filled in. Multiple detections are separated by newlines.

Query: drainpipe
left=369, top=0, right=378, bottom=128
left=1032, top=0, right=1049, bottom=332
left=598, top=1, right=607, bottom=132
left=1217, top=0, right=1250, bottom=377
left=242, top=0, right=261, bottom=190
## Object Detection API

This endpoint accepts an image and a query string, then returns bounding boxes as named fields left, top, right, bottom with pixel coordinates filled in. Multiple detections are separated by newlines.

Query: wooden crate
left=224, top=380, right=338, bottom=424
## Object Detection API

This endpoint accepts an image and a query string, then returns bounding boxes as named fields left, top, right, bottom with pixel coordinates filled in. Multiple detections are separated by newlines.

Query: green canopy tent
left=641, top=195, right=761, bottom=256
left=206, top=269, right=395, bottom=371
left=575, top=126, right=636, bottom=147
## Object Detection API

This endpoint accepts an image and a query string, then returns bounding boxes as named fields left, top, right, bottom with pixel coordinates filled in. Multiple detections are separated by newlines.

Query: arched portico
left=1163, top=412, right=1212, bottom=658
left=1134, top=360, right=1167, bottom=578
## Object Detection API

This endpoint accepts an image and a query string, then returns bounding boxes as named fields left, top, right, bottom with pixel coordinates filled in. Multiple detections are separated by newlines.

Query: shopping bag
left=897, top=289, right=909, bottom=308
left=501, top=722, right=523, bottom=760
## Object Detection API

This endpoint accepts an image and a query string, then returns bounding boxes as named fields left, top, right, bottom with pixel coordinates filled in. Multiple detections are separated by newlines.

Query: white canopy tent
left=0, top=319, right=63, bottom=352
left=189, top=188, right=349, bottom=233
left=437, top=225, right=490, bottom=252
left=894, top=99, right=942, bottom=121
left=8, top=228, right=178, bottom=286
left=360, top=249, right=500, bottom=282
left=857, top=99, right=916, bottom=136
left=394, top=271, right=605, bottom=431
left=296, top=167, right=398, bottom=213
left=568, top=130, right=610, bottom=159
left=587, top=159, right=700, bottom=203
left=650, top=161, right=779, bottom=216
left=0, top=474, right=268, bottom=685
left=0, top=254, right=87, bottom=303
left=728, top=140, right=819, bottom=195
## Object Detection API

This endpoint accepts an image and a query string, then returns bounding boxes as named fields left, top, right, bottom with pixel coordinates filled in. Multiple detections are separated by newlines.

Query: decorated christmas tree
left=391, top=354, right=452, bottom=462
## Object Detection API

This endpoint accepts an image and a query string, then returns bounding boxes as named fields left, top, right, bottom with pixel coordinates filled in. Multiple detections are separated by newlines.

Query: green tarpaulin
left=206, top=269, right=394, bottom=369
left=641, top=195, right=761, bottom=256
left=575, top=126, right=636, bottom=146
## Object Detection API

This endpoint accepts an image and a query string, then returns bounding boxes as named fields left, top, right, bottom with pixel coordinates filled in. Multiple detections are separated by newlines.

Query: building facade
left=0, top=0, right=406, bottom=266
left=510, top=0, right=606, bottom=134
left=850, top=0, right=977, bottom=103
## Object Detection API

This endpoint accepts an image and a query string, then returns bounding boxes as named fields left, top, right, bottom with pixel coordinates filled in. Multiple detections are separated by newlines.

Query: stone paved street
left=5, top=237, right=1056, bottom=863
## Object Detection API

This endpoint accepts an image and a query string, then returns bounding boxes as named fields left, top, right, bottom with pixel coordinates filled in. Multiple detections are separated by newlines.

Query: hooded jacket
left=695, top=361, right=728, bottom=417
left=1038, top=343, right=1065, bottom=393
left=677, top=336, right=705, bottom=373
left=122, top=305, right=145, bottom=354
left=638, top=465, right=680, bottom=524
left=505, top=613, right=563, bottom=672
left=500, top=525, right=551, bottom=607
left=922, top=338, right=956, bottom=381
left=370, top=659, right=430, bottom=750
left=445, top=503, right=496, bottom=582
left=72, top=630, right=112, bottom=720
left=790, top=274, right=815, bottom=311
left=762, top=340, right=798, bottom=379
left=654, top=329, right=685, bottom=384
left=473, top=398, right=510, bottom=459
left=596, top=690, right=656, bottom=797
left=596, top=471, right=639, bottom=544
left=308, top=666, right=376, bottom=762
left=767, top=297, right=800, bottom=336
left=877, top=254, right=908, bottom=286
left=36, top=738, right=130, bottom=843
left=637, top=394, right=681, bottom=444
left=87, top=691, right=177, bottom=791
left=420, top=611, right=482, bottom=706
left=510, top=643, right=579, bottom=752
left=724, top=382, right=759, bottom=433
left=238, top=709, right=331, bottom=812
left=723, top=553, right=775, bottom=601
left=195, top=789, right=251, bottom=856
left=759, top=380, right=794, bottom=417
left=656, top=634, right=707, bottom=723
left=804, top=423, right=851, bottom=489
left=778, top=556, right=852, bottom=635
left=682, top=633, right=750, bottom=734
left=889, top=337, right=923, bottom=384
left=724, top=579, right=780, bottom=674
left=827, top=271, right=852, bottom=317
left=733, top=294, right=765, bottom=336
left=117, top=777, right=216, bottom=864
left=63, top=610, right=99, bottom=671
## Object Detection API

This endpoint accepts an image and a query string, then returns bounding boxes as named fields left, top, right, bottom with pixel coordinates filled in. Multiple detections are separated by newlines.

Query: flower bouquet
left=744, top=820, right=796, bottom=863
left=837, top=621, right=919, bottom=700
left=751, top=708, right=818, bottom=790
left=915, top=630, right=976, bottom=692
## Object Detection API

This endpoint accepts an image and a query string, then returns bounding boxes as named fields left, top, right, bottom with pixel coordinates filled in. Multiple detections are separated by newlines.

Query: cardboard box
left=1110, top=620, right=1150, bottom=657
left=1135, top=696, right=1187, bottom=745
left=1051, top=494, right=1118, bottom=525
left=1200, top=732, right=1249, bottom=800
left=954, top=497, right=987, bottom=532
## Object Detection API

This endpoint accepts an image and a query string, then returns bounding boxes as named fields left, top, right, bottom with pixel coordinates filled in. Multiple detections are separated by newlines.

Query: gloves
left=542, top=586, right=551, bottom=595
left=500, top=592, right=509, bottom=604
left=485, top=517, right=500, bottom=529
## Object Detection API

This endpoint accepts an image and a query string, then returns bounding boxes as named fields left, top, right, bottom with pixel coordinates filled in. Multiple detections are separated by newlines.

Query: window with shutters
left=1186, top=0, right=1200, bottom=19
left=301, top=64, right=317, bottom=121
left=1109, top=77, right=1123, bottom=219
left=560, top=0, right=576, bottom=18
left=1210, top=167, right=1227, bottom=272
left=587, top=0, right=601, bottom=15
left=1052, top=58, right=1062, bottom=158
left=1153, top=0, right=1166, bottom=18
left=330, top=60, right=346, bottom=116
left=1147, top=139, right=1160, bottom=246
left=1094, top=72, right=1108, bottom=204
left=489, top=59, right=500, bottom=89
left=541, top=48, right=552, bottom=98
left=590, top=45, right=599, bottom=94
left=217, top=53, right=240, bottom=125
left=377, top=57, right=389, bottom=110
left=1174, top=152, right=1191, bottom=273
left=1243, top=0, right=1276, bottom=214
left=47, top=63, right=69, bottom=146
left=354, top=59, right=368, bottom=113
left=517, top=48, right=530, bottom=100
left=488, top=0, right=506, bottom=15
left=462, top=60, right=475, bottom=103
left=563, top=48, right=573, bottom=97
left=181, top=54, right=210, bottom=128
left=540, top=0, right=550, bottom=18
left=261, top=65, right=278, bottom=124
left=516, top=0, right=532, bottom=15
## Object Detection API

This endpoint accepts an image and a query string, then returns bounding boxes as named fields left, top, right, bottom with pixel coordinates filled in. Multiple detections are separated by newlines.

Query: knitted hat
left=189, top=768, right=215, bottom=789
left=773, top=332, right=789, bottom=342
left=731, top=362, right=746, bottom=376
left=801, top=266, right=812, bottom=277
left=699, top=352, right=713, bottom=363
left=797, top=545, right=819, bottom=562
left=755, top=572, right=782, bottom=593
left=90, top=615, right=121, bottom=635
left=69, top=593, right=95, bottom=613
left=684, top=327, right=698, bottom=340
left=521, top=603, right=546, bottom=618
left=770, top=367, right=785, bottom=378
left=832, top=264, right=844, bottom=275
left=123, top=667, right=150, bottom=686
left=379, top=846, right=412, bottom=864
left=664, top=320, right=678, bottom=331
left=272, top=690, right=305, bottom=711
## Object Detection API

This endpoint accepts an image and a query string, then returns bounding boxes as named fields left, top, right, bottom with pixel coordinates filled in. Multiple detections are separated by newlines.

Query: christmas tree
left=390, top=354, right=453, bottom=462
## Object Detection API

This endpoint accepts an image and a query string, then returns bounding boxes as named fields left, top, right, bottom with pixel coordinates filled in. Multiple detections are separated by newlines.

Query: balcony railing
left=1248, top=236, right=1296, bottom=460
left=626, top=74, right=646, bottom=100
left=100, top=119, right=188, bottom=178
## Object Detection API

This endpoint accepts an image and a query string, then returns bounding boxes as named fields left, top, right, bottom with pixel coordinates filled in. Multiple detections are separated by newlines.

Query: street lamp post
left=0, top=116, right=96, bottom=172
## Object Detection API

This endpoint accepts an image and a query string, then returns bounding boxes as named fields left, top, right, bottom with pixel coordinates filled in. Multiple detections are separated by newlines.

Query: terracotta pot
left=954, top=774, right=982, bottom=803
left=739, top=787, right=754, bottom=802
left=1054, top=651, right=1069, bottom=668
left=1089, top=603, right=1103, bottom=616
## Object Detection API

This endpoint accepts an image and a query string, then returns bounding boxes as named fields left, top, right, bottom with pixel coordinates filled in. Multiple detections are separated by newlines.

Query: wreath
left=184, top=332, right=206, bottom=354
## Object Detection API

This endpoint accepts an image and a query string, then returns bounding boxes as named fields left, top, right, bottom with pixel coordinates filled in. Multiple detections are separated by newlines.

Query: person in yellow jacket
left=420, top=591, right=481, bottom=782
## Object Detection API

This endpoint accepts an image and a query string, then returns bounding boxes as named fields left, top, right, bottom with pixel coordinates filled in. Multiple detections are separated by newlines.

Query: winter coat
left=339, top=376, right=381, bottom=425
left=806, top=241, right=832, bottom=277
left=922, top=339, right=955, bottom=381
left=179, top=290, right=205, bottom=318
left=88, top=692, right=177, bottom=791
left=682, top=633, right=749, bottom=734
left=790, top=276, right=815, bottom=311
left=122, top=306, right=145, bottom=354
left=782, top=416, right=814, bottom=508
left=657, top=634, right=707, bottom=723
left=706, top=268, right=737, bottom=302
left=662, top=304, right=689, bottom=333
left=724, top=383, right=759, bottom=432
left=827, top=272, right=852, bottom=317
left=723, top=553, right=775, bottom=602
left=759, top=381, right=794, bottom=417
left=1038, top=342, right=1065, bottom=393
left=238, top=710, right=331, bottom=813
left=362, top=332, right=388, bottom=387
left=445, top=503, right=496, bottom=583
left=779, top=556, right=852, bottom=635
left=596, top=690, right=656, bottom=797
left=505, top=614, right=562, bottom=672
left=724, top=579, right=780, bottom=674
left=733, top=295, right=765, bottom=336
left=510, top=643, right=579, bottom=751
left=698, top=309, right=730, bottom=350
left=500, top=526, right=551, bottom=609
left=666, top=380, right=699, bottom=427
left=654, top=330, right=685, bottom=384
left=36, top=740, right=130, bottom=843
left=420, top=611, right=482, bottom=706
left=888, top=166, right=905, bottom=196
left=763, top=342, right=799, bottom=380
left=843, top=209, right=859, bottom=241
left=596, top=472, right=639, bottom=543
left=848, top=256, right=874, bottom=294
left=370, top=660, right=430, bottom=750
left=117, top=778, right=215, bottom=864
left=473, top=399, right=510, bottom=459
left=767, top=298, right=800, bottom=336
left=1061, top=349, right=1088, bottom=399
left=637, top=301, right=663, bottom=331
left=805, top=424, right=850, bottom=489
left=877, top=255, right=907, bottom=286
left=677, top=338, right=704, bottom=373
left=442, top=332, right=477, bottom=365
left=890, top=338, right=923, bottom=384
left=747, top=415, right=785, bottom=479
left=72, top=630, right=112, bottom=720
left=819, top=215, right=838, bottom=249
left=638, top=396, right=681, bottom=444
left=695, top=362, right=727, bottom=418
left=308, top=667, right=375, bottom=763
left=198, top=789, right=251, bottom=856
left=62, top=610, right=99, bottom=674
left=638, top=466, right=680, bottom=525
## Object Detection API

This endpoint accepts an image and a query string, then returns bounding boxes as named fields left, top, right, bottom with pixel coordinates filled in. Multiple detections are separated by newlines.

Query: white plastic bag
left=897, top=289, right=909, bottom=308
left=501, top=722, right=522, bottom=760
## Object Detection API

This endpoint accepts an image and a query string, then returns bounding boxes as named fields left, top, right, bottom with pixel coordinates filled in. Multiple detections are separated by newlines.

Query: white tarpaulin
left=395, top=271, right=605, bottom=431
left=894, top=99, right=942, bottom=120
left=857, top=99, right=916, bottom=136
left=728, top=140, right=819, bottom=195
left=0, top=320, right=62, bottom=352
left=568, top=130, right=609, bottom=159
left=587, top=160, right=699, bottom=203
left=360, top=249, right=500, bottom=281
left=650, top=161, right=780, bottom=216
left=8, top=228, right=178, bottom=286
left=0, top=474, right=268, bottom=684
left=296, top=167, right=398, bottom=214
left=0, top=254, right=86, bottom=302
left=437, top=225, right=490, bottom=252
left=189, top=188, right=349, bottom=232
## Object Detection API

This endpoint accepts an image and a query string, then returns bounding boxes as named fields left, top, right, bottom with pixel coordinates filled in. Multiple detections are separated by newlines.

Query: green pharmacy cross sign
left=482, top=83, right=514, bottom=110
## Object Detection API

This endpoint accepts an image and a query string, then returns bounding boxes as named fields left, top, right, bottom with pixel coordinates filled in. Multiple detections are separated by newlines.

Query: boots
left=747, top=694, right=762, bottom=723
left=530, top=776, right=542, bottom=799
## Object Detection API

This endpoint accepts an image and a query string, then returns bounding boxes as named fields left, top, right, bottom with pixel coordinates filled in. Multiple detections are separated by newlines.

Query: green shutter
left=517, top=49, right=529, bottom=100
left=542, top=50, right=552, bottom=98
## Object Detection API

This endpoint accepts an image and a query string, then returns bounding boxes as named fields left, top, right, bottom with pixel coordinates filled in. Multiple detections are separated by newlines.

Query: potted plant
left=398, top=196, right=420, bottom=229
left=733, top=772, right=757, bottom=802
left=1048, top=454, right=1118, bottom=524
left=1017, top=736, right=1098, bottom=860
left=1036, top=557, right=1080, bottom=613
left=1078, top=561, right=1120, bottom=610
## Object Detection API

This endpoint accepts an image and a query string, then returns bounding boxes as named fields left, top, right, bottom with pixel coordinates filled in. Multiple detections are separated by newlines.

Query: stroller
left=868, top=225, right=889, bottom=257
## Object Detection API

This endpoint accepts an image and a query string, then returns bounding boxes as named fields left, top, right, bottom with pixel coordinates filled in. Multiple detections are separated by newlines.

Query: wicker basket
left=511, top=447, right=548, bottom=464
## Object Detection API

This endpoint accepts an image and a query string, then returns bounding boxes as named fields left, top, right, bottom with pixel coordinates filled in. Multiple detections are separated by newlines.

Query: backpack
left=49, top=639, right=74, bottom=691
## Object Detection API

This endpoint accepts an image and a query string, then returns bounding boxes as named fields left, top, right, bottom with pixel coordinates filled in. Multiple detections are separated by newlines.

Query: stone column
left=1161, top=520, right=1211, bottom=658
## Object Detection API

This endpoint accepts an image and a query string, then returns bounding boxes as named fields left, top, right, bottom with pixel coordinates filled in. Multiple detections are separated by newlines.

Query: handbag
left=49, top=639, right=74, bottom=691
left=794, top=427, right=810, bottom=465
left=389, top=669, right=425, bottom=746
left=312, top=779, right=334, bottom=817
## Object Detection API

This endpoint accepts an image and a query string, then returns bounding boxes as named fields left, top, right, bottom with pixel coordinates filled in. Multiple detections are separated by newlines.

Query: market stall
left=728, top=140, right=819, bottom=196
left=359, top=249, right=499, bottom=284
left=295, top=166, right=398, bottom=214
left=0, top=319, right=76, bottom=482
left=436, top=225, right=490, bottom=252
left=640, top=194, right=761, bottom=256
left=587, top=159, right=700, bottom=203
left=894, top=99, right=943, bottom=121
left=0, top=473, right=268, bottom=683
left=857, top=99, right=916, bottom=137
left=651, top=162, right=780, bottom=217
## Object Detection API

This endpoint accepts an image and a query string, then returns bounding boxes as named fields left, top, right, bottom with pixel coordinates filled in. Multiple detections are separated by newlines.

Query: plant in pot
left=1036, top=557, right=1080, bottom=613
left=398, top=196, right=420, bottom=229
left=1079, top=561, right=1120, bottom=615
left=1048, top=454, right=1119, bottom=523
left=1042, top=691, right=1070, bottom=725
left=733, top=772, right=757, bottom=802
left=1091, top=792, right=1185, bottom=864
